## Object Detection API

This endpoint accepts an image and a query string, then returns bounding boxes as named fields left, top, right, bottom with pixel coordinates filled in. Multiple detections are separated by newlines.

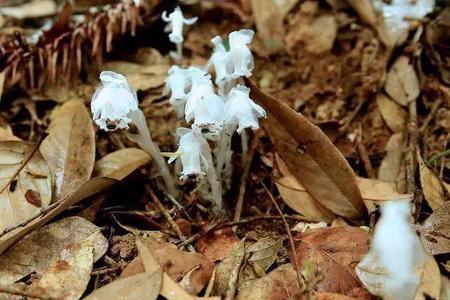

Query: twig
left=426, top=148, right=450, bottom=166
left=419, top=98, right=442, bottom=134
left=357, top=126, right=375, bottom=178
left=233, top=131, right=260, bottom=226
left=260, top=181, right=304, bottom=290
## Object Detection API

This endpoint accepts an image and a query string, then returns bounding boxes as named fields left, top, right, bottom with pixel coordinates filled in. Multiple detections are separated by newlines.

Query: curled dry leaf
left=93, top=147, right=151, bottom=178
left=0, top=141, right=52, bottom=233
left=40, top=99, right=95, bottom=201
left=378, top=133, right=403, bottom=182
left=214, top=240, right=246, bottom=298
left=0, top=0, right=57, bottom=19
left=376, top=94, right=407, bottom=133
left=0, top=217, right=107, bottom=299
left=246, top=236, right=281, bottom=275
left=292, top=227, right=371, bottom=299
left=418, top=152, right=446, bottom=210
left=246, top=79, right=365, bottom=219
left=275, top=155, right=336, bottom=222
left=0, top=147, right=151, bottom=254
left=384, top=56, right=420, bottom=107
left=418, top=201, right=450, bottom=255
left=236, top=264, right=301, bottom=300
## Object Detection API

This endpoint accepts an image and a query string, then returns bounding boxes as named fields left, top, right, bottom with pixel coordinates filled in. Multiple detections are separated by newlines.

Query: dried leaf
left=247, top=79, right=365, bottom=219
left=415, top=258, right=441, bottom=300
left=376, top=94, right=407, bottom=133
left=214, top=240, right=246, bottom=297
left=346, top=0, right=377, bottom=26
left=293, top=227, right=371, bottom=298
left=196, top=227, right=240, bottom=262
left=378, top=133, right=403, bottom=182
left=0, top=217, right=107, bottom=299
left=0, top=126, right=20, bottom=141
left=0, top=148, right=150, bottom=254
left=93, top=147, right=151, bottom=178
left=0, top=141, right=52, bottom=233
left=418, top=201, right=450, bottom=255
left=385, top=56, right=420, bottom=107
left=418, top=152, right=446, bottom=210
left=236, top=264, right=300, bottom=300
left=40, top=100, right=95, bottom=201
left=0, top=0, right=56, bottom=19
left=275, top=155, right=336, bottom=222
left=84, top=271, right=162, bottom=300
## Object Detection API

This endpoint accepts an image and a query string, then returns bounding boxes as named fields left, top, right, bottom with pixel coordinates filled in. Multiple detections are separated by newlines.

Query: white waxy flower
left=161, top=6, right=198, bottom=44
left=169, top=128, right=208, bottom=181
left=208, top=36, right=233, bottom=85
left=356, top=201, right=427, bottom=300
left=228, top=29, right=254, bottom=78
left=91, top=71, right=138, bottom=131
left=164, top=65, right=190, bottom=117
left=225, top=84, right=266, bottom=134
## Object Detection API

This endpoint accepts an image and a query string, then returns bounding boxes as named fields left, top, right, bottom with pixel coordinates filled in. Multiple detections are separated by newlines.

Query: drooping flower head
left=208, top=36, right=234, bottom=85
left=225, top=84, right=266, bottom=133
left=185, top=76, right=225, bottom=140
left=169, top=128, right=208, bottom=181
left=161, top=6, right=198, bottom=44
left=91, top=71, right=138, bottom=131
left=164, top=65, right=190, bottom=117
left=228, top=29, right=254, bottom=78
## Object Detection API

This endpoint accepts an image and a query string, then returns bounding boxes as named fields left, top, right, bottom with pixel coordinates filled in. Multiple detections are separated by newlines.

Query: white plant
left=356, top=201, right=427, bottom=300
left=163, top=65, right=190, bottom=118
left=207, top=36, right=234, bottom=97
left=91, top=71, right=178, bottom=196
left=228, top=29, right=254, bottom=78
left=162, top=6, right=198, bottom=62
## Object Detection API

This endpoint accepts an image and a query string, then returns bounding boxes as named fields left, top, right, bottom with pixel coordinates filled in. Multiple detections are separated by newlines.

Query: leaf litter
left=0, top=0, right=449, bottom=299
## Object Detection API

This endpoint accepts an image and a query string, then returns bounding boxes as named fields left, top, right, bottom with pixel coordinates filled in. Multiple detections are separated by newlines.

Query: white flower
left=185, top=81, right=225, bottom=139
left=374, top=0, right=434, bottom=46
left=225, top=84, right=266, bottom=133
left=164, top=65, right=190, bottom=117
left=162, top=6, right=198, bottom=44
left=169, top=128, right=207, bottom=181
left=356, top=201, right=427, bottom=300
left=228, top=29, right=254, bottom=78
left=91, top=71, right=138, bottom=131
left=208, top=36, right=234, bottom=85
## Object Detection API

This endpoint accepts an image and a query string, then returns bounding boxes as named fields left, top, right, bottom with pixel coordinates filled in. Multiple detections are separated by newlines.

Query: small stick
left=260, top=181, right=304, bottom=290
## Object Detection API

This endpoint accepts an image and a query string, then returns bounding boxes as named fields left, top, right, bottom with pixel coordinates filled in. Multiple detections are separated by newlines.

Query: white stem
left=126, top=109, right=178, bottom=197
left=241, top=129, right=248, bottom=166
left=200, top=138, right=223, bottom=213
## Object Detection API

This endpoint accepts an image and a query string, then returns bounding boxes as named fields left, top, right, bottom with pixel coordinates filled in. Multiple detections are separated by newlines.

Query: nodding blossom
left=356, top=201, right=427, bottom=300
left=185, top=78, right=225, bottom=139
left=161, top=6, right=198, bottom=44
left=208, top=36, right=234, bottom=87
left=91, top=71, right=138, bottom=131
left=225, top=84, right=266, bottom=134
left=169, top=128, right=208, bottom=181
left=228, top=29, right=254, bottom=78
left=163, top=65, right=190, bottom=117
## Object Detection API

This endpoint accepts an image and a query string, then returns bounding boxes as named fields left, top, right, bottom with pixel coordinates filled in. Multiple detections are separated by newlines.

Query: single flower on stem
left=163, top=65, right=190, bottom=118
left=91, top=71, right=178, bottom=197
left=207, top=36, right=234, bottom=97
left=228, top=29, right=254, bottom=78
left=162, top=6, right=198, bottom=62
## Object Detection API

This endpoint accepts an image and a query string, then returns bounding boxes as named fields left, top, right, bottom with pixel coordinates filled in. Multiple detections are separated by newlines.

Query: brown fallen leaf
left=93, top=147, right=151, bottom=178
left=196, top=226, right=240, bottom=262
left=0, top=141, right=52, bottom=233
left=292, top=227, right=372, bottom=299
left=346, top=0, right=377, bottom=26
left=418, top=152, right=446, bottom=210
left=378, top=133, right=403, bottom=182
left=214, top=240, right=246, bottom=298
left=40, top=99, right=95, bottom=201
left=376, top=94, right=407, bottom=133
left=418, top=201, right=450, bottom=255
left=123, top=237, right=214, bottom=295
left=384, top=56, right=420, bottom=107
left=247, top=79, right=365, bottom=219
left=85, top=270, right=163, bottom=300
left=275, top=155, right=336, bottom=222
left=0, top=0, right=56, bottom=19
left=236, top=264, right=301, bottom=300
left=0, top=126, right=20, bottom=141
left=0, top=148, right=150, bottom=255
left=0, top=217, right=107, bottom=299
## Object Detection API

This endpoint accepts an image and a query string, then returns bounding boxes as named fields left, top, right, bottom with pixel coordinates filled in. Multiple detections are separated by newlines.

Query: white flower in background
left=91, top=71, right=138, bottom=131
left=162, top=6, right=198, bottom=44
left=356, top=201, right=427, bottom=300
left=186, top=82, right=225, bottom=139
left=225, top=84, right=266, bottom=133
left=373, top=0, right=435, bottom=46
left=186, top=66, right=212, bottom=90
left=169, top=128, right=208, bottom=181
left=208, top=36, right=234, bottom=88
left=228, top=29, right=254, bottom=78
left=163, top=65, right=190, bottom=117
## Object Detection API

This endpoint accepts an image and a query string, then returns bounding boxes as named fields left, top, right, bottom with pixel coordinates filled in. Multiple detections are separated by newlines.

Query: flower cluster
left=165, top=26, right=266, bottom=192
